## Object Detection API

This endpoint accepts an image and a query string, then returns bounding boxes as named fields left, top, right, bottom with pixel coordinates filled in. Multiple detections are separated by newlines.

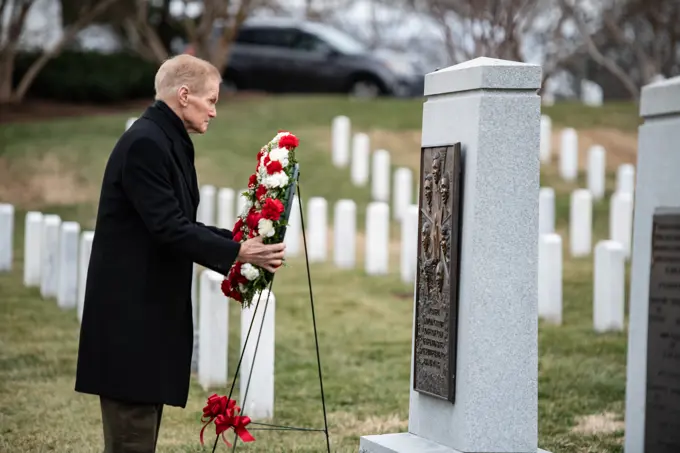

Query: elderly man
left=75, top=54, right=285, bottom=453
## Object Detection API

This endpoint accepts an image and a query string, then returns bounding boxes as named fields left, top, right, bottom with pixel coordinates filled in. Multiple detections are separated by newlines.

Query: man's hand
left=237, top=236, right=286, bottom=273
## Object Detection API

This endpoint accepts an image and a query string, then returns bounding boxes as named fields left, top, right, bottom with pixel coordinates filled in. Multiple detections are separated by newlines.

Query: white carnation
left=268, top=147, right=289, bottom=167
left=240, top=263, right=260, bottom=281
left=262, top=171, right=289, bottom=189
left=258, top=218, right=275, bottom=237
left=241, top=197, right=253, bottom=216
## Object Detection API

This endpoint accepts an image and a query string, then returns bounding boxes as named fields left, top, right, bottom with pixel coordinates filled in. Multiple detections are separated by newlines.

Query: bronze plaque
left=644, top=207, right=680, bottom=453
left=412, top=143, right=463, bottom=403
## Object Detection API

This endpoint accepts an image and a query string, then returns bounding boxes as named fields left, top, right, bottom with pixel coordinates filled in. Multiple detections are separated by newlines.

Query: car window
left=291, top=32, right=331, bottom=53
left=235, top=27, right=296, bottom=48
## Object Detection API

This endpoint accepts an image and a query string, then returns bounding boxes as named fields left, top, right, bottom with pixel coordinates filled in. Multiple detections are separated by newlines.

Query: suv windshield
left=304, top=24, right=367, bottom=55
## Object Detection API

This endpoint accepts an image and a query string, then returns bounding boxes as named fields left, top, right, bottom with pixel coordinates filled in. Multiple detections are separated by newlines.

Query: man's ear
left=178, top=85, right=190, bottom=107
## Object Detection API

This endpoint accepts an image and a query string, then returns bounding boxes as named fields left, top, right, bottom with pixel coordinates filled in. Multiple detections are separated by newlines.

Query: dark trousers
left=100, top=396, right=164, bottom=453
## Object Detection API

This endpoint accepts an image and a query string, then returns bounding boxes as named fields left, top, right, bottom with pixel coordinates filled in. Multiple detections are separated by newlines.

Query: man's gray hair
left=154, top=54, right=222, bottom=100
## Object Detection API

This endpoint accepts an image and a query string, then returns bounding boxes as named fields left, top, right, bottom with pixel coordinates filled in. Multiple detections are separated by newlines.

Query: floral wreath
left=220, top=130, right=299, bottom=308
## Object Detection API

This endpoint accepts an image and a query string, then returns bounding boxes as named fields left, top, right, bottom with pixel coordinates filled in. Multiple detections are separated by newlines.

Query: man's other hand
left=236, top=236, right=286, bottom=273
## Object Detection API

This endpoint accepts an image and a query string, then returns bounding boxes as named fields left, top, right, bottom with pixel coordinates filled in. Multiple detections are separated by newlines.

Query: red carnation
left=233, top=217, right=244, bottom=232
left=246, top=210, right=262, bottom=230
left=279, top=134, right=299, bottom=150
left=255, top=185, right=268, bottom=201
left=248, top=174, right=258, bottom=188
left=229, top=289, right=243, bottom=302
left=221, top=278, right=231, bottom=297
left=233, top=230, right=244, bottom=242
left=266, top=159, right=283, bottom=174
left=248, top=228, right=257, bottom=238
left=261, top=198, right=284, bottom=221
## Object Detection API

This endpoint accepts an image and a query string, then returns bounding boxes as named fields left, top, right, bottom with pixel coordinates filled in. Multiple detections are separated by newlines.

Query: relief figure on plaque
left=421, top=221, right=432, bottom=258
left=424, top=174, right=433, bottom=213
left=440, top=174, right=450, bottom=208
left=432, top=151, right=442, bottom=184
left=435, top=260, right=445, bottom=293
left=440, top=223, right=450, bottom=264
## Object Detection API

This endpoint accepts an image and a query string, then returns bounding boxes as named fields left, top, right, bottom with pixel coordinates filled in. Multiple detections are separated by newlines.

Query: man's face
left=183, top=77, right=219, bottom=134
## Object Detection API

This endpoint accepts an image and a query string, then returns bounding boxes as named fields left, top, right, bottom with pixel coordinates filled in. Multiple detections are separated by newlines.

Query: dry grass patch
left=571, top=412, right=624, bottom=435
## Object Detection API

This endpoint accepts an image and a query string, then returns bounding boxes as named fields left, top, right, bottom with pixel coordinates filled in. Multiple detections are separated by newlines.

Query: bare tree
left=121, top=0, right=282, bottom=73
left=0, top=0, right=117, bottom=104
left=561, top=0, right=680, bottom=100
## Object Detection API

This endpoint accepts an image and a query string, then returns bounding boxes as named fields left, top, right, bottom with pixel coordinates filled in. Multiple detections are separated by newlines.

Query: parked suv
left=220, top=18, right=424, bottom=97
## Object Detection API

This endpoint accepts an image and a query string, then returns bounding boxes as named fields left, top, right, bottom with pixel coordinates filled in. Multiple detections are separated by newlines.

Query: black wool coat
left=75, top=100, right=240, bottom=407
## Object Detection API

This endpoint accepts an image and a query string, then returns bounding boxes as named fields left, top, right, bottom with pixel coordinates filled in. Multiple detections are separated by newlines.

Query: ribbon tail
left=199, top=419, right=213, bottom=446
left=234, top=426, right=255, bottom=443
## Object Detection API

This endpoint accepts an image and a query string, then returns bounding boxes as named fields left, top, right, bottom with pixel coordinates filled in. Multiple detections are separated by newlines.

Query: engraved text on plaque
left=644, top=207, right=680, bottom=453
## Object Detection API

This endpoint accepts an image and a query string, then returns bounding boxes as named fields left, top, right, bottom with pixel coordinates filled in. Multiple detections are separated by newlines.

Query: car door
left=230, top=26, right=298, bottom=93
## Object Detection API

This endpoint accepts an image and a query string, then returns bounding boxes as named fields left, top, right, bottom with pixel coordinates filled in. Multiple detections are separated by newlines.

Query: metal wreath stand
left=211, top=166, right=332, bottom=452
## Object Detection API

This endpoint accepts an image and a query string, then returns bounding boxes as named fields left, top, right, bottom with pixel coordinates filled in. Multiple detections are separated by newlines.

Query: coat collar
left=141, top=100, right=200, bottom=208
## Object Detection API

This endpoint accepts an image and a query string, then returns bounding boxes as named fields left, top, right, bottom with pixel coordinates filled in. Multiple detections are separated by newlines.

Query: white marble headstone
left=538, top=187, right=555, bottom=235
left=570, top=189, right=592, bottom=257
left=283, top=194, right=302, bottom=257
left=538, top=233, right=562, bottom=325
left=333, top=199, right=356, bottom=269
left=40, top=214, right=62, bottom=298
left=307, top=197, right=327, bottom=262
left=371, top=149, right=391, bottom=202
left=0, top=203, right=14, bottom=272
left=400, top=205, right=419, bottom=283
left=365, top=201, right=389, bottom=275
left=78, top=231, right=94, bottom=322
left=351, top=133, right=370, bottom=186
left=198, top=270, right=229, bottom=390
left=57, top=221, right=80, bottom=309
left=240, top=288, right=275, bottom=420
left=393, top=167, right=413, bottom=222
left=23, top=211, right=44, bottom=286
left=332, top=115, right=351, bottom=168
left=587, top=145, right=606, bottom=200
left=593, top=240, right=625, bottom=332
left=198, top=185, right=216, bottom=226
left=559, top=128, right=578, bottom=181
left=217, top=187, right=235, bottom=230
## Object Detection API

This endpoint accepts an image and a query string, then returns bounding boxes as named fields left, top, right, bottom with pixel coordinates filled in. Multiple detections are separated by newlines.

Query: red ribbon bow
left=199, top=394, right=255, bottom=447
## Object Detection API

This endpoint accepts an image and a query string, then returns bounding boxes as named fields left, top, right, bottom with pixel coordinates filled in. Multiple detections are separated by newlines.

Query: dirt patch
left=0, top=154, right=96, bottom=208
left=571, top=412, right=625, bottom=435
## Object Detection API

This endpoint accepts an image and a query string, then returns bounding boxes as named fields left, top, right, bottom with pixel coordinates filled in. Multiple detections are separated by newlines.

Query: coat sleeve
left=121, top=137, right=240, bottom=275
left=200, top=224, right=234, bottom=240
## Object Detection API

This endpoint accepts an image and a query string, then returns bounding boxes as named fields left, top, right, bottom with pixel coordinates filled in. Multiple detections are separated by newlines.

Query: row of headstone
left=538, top=232, right=625, bottom=331
left=540, top=117, right=634, bottom=195
left=16, top=210, right=95, bottom=321
left=196, top=186, right=419, bottom=283
left=539, top=173, right=636, bottom=258
left=308, top=197, right=418, bottom=282
left=331, top=116, right=417, bottom=220
left=196, top=268, right=275, bottom=420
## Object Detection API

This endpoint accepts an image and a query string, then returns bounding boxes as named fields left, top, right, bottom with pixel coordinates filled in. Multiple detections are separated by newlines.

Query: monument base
left=359, top=433, right=551, bottom=453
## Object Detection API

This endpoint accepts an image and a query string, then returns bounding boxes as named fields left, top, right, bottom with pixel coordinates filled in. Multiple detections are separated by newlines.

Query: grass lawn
left=0, top=95, right=637, bottom=452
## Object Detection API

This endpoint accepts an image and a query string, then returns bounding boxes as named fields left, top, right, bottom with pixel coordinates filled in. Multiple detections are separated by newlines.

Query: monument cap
left=640, top=75, right=680, bottom=118
left=424, top=57, right=542, bottom=96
